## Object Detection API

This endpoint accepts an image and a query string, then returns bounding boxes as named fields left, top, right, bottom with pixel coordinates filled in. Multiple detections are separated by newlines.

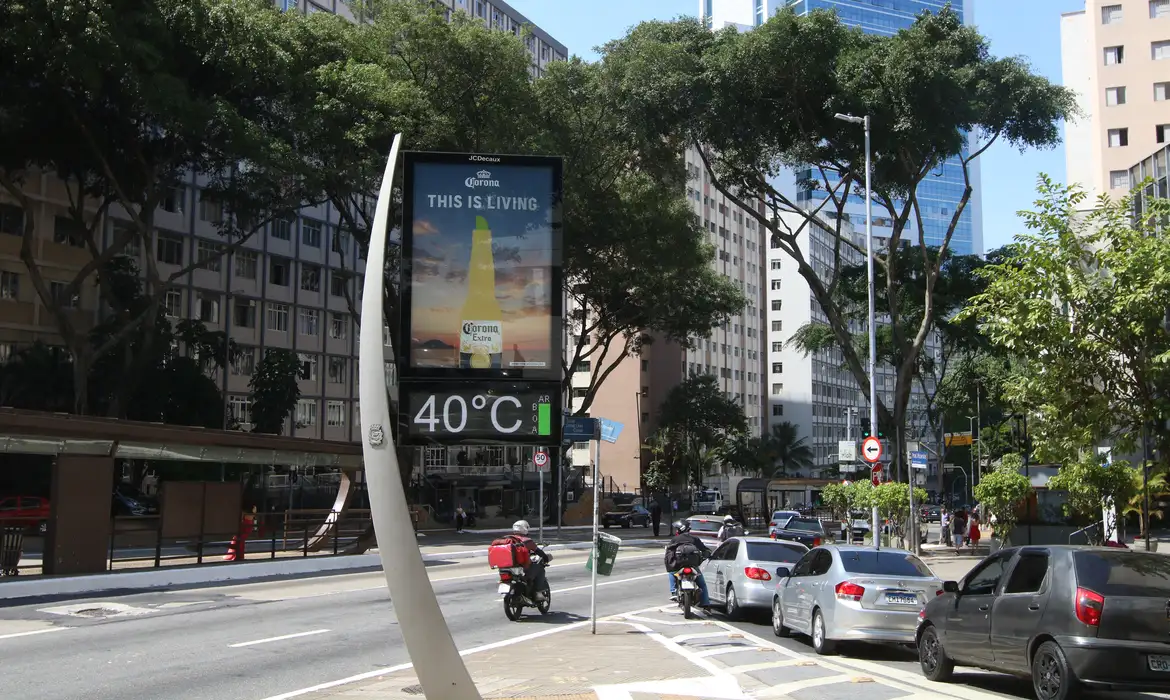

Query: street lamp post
left=835, top=112, right=880, bottom=547
left=967, top=416, right=977, bottom=506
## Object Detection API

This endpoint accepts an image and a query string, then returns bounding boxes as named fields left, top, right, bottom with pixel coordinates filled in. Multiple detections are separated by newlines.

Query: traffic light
left=859, top=417, right=885, bottom=440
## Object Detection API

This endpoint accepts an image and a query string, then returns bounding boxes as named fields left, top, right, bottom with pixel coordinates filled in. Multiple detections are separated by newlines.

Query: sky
left=506, top=0, right=1087, bottom=253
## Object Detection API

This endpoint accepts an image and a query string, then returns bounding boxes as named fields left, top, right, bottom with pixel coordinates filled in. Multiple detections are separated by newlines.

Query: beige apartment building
left=1062, top=0, right=1170, bottom=199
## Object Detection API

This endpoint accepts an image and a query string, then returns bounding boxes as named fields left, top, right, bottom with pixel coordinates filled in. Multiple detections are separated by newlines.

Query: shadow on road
left=509, top=611, right=587, bottom=624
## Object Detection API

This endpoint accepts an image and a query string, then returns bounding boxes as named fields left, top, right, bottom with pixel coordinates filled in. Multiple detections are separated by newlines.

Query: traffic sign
left=533, top=450, right=549, bottom=469
left=838, top=440, right=857, bottom=462
left=562, top=416, right=599, bottom=443
left=910, top=450, right=928, bottom=470
left=870, top=464, right=883, bottom=486
left=861, top=436, right=882, bottom=463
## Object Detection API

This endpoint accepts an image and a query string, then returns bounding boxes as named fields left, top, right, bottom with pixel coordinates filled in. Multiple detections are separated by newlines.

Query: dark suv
left=917, top=545, right=1170, bottom=700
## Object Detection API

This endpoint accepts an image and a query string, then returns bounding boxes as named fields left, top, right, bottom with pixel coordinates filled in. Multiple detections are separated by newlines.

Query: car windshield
left=745, top=542, right=806, bottom=563
left=688, top=519, right=721, bottom=532
left=784, top=518, right=823, bottom=533
left=613, top=505, right=634, bottom=512
left=1074, top=550, right=1170, bottom=597
left=839, top=550, right=933, bottom=577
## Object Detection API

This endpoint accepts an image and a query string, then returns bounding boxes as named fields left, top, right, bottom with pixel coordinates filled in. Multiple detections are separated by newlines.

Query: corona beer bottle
left=459, top=215, right=503, bottom=368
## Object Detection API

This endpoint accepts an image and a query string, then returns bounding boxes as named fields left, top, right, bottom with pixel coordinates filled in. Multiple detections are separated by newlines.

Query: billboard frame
left=398, top=150, right=564, bottom=384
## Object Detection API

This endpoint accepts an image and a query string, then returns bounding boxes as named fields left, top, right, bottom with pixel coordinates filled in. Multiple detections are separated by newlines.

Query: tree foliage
left=600, top=7, right=1076, bottom=477
left=1047, top=453, right=1138, bottom=544
left=658, top=374, right=748, bottom=448
left=963, top=180, right=1170, bottom=464
left=972, top=465, right=1033, bottom=542
left=248, top=350, right=302, bottom=435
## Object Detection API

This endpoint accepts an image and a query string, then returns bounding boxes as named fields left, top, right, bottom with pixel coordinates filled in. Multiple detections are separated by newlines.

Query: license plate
left=498, top=583, right=511, bottom=594
left=680, top=581, right=696, bottom=590
left=1149, top=655, right=1170, bottom=672
left=886, top=593, right=918, bottom=605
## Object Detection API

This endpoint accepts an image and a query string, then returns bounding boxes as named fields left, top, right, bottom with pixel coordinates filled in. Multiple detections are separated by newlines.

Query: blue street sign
left=562, top=416, right=599, bottom=443
left=598, top=418, right=624, bottom=444
left=910, top=450, right=928, bottom=470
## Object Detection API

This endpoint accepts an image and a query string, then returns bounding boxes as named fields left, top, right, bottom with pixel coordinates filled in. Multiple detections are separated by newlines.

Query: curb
left=0, top=538, right=663, bottom=603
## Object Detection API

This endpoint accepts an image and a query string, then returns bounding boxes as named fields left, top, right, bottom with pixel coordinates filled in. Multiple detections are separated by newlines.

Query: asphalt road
left=0, top=544, right=671, bottom=700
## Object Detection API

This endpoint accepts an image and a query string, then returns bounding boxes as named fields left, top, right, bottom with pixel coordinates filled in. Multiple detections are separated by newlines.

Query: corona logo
left=464, top=170, right=500, bottom=188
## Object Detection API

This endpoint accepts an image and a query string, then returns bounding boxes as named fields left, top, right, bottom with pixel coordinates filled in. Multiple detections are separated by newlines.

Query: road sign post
left=533, top=450, right=548, bottom=542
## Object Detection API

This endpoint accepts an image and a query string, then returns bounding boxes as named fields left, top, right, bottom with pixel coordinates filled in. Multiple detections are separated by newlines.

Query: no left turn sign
left=861, top=436, right=883, bottom=464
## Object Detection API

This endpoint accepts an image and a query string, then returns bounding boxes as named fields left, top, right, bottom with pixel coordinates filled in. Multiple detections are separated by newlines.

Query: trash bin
left=586, top=532, right=622, bottom=577
left=1, top=527, right=24, bottom=577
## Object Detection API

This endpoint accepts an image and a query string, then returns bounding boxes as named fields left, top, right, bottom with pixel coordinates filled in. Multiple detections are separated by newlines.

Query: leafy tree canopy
left=658, top=374, right=748, bottom=448
left=249, top=349, right=302, bottom=435
left=972, top=465, right=1033, bottom=541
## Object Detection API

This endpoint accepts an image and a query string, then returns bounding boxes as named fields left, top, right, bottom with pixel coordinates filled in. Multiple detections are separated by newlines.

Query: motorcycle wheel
left=503, top=595, right=524, bottom=621
left=682, top=591, right=693, bottom=619
left=536, top=582, right=551, bottom=615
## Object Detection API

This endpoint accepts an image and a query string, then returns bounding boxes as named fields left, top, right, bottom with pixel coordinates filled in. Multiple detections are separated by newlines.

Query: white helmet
left=724, top=515, right=736, bottom=523
left=512, top=520, right=530, bottom=535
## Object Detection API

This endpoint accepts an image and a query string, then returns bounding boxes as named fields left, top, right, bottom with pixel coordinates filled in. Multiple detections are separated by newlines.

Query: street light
left=835, top=112, right=882, bottom=548
left=967, top=416, right=977, bottom=506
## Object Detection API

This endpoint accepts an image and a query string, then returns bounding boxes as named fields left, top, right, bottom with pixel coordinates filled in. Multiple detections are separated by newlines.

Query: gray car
left=917, top=545, right=1170, bottom=700
left=772, top=545, right=942, bottom=655
left=702, top=536, right=809, bottom=620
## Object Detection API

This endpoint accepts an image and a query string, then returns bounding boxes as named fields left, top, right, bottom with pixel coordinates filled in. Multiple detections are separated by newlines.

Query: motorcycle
left=498, top=553, right=551, bottom=621
left=673, top=564, right=703, bottom=619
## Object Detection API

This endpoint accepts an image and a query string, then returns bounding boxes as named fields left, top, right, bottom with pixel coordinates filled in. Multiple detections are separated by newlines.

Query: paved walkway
left=295, top=604, right=1007, bottom=700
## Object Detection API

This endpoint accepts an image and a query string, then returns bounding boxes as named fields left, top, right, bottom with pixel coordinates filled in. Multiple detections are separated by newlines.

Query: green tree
left=601, top=7, right=1075, bottom=480
left=972, top=465, right=1033, bottom=543
left=248, top=350, right=302, bottom=435
left=658, top=374, right=748, bottom=449
left=872, top=482, right=929, bottom=543
left=720, top=433, right=771, bottom=478
left=1048, top=453, right=1138, bottom=544
left=963, top=180, right=1170, bottom=467
left=822, top=480, right=876, bottom=541
left=763, top=422, right=815, bottom=477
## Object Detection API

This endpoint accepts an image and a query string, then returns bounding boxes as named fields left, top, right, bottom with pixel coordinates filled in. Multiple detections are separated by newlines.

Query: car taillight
left=1075, top=587, right=1104, bottom=627
left=745, top=567, right=772, bottom=581
left=681, top=567, right=693, bottom=575
left=769, top=521, right=777, bottom=527
left=935, top=589, right=944, bottom=596
left=918, top=608, right=927, bottom=621
left=812, top=537, right=822, bottom=547
left=835, top=581, right=865, bottom=601
left=770, top=532, right=777, bottom=540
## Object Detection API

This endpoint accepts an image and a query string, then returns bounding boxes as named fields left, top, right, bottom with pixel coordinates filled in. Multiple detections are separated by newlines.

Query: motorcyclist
left=717, top=514, right=743, bottom=542
left=507, top=520, right=551, bottom=601
left=665, top=521, right=711, bottom=606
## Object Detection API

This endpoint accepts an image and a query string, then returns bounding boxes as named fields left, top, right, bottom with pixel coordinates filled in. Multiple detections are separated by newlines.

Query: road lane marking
left=0, top=627, right=67, bottom=641
left=551, top=572, right=661, bottom=594
left=230, top=629, right=331, bottom=648
left=256, top=603, right=670, bottom=700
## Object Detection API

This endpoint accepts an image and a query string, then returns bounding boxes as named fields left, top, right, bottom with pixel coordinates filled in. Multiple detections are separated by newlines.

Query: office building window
left=771, top=362, right=783, bottom=374
left=770, top=279, right=782, bottom=290
left=49, top=281, right=79, bottom=308
left=771, top=342, right=782, bottom=352
left=0, top=271, right=18, bottom=300
left=1105, top=86, right=1126, bottom=105
left=197, top=292, right=220, bottom=323
left=772, top=382, right=783, bottom=394
left=770, top=260, right=781, bottom=271
left=330, top=272, right=350, bottom=297
left=1107, top=128, right=1129, bottom=147
left=1101, top=4, right=1122, bottom=23
left=771, top=300, right=782, bottom=311
left=329, top=312, right=348, bottom=339
left=772, top=404, right=784, bottom=416
left=233, top=299, right=256, bottom=328
left=298, top=307, right=319, bottom=336
left=771, top=320, right=782, bottom=332
left=1104, top=45, right=1124, bottom=64
left=161, top=186, right=185, bottom=214
left=1157, top=82, right=1170, bottom=101
left=235, top=250, right=257, bottom=279
left=270, top=257, right=290, bottom=286
left=574, top=360, right=591, bottom=373
left=332, top=228, right=348, bottom=254
left=198, top=192, right=222, bottom=223
left=1154, top=0, right=1170, bottom=18
left=163, top=289, right=182, bottom=317
left=326, top=400, right=346, bottom=426
left=1154, top=40, right=1170, bottom=60
left=53, top=216, right=86, bottom=247
left=640, top=359, right=649, bottom=371
left=228, top=396, right=252, bottom=425
left=197, top=240, right=223, bottom=271
left=1110, top=170, right=1131, bottom=189
left=297, top=353, right=318, bottom=381
left=0, top=204, right=23, bottom=236
left=271, top=218, right=292, bottom=241
left=266, top=302, right=289, bottom=332
left=157, top=234, right=183, bottom=265
left=328, top=356, right=347, bottom=384
left=302, top=219, right=322, bottom=248
left=1158, top=124, right=1170, bottom=144
left=301, top=264, right=321, bottom=292
left=232, top=347, right=255, bottom=376
left=295, top=399, right=317, bottom=427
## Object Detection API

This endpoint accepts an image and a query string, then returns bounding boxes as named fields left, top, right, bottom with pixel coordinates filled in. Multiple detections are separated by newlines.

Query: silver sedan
left=701, top=536, right=808, bottom=620
left=771, top=545, right=942, bottom=655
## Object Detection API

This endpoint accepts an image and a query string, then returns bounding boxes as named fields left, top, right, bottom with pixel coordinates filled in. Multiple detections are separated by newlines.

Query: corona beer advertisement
left=401, top=152, right=562, bottom=381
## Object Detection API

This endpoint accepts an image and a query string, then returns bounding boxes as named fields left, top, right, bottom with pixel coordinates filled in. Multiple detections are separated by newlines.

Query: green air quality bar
left=537, top=401, right=551, bottom=436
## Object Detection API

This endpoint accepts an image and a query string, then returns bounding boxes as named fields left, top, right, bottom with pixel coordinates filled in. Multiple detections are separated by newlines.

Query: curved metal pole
left=360, top=136, right=481, bottom=700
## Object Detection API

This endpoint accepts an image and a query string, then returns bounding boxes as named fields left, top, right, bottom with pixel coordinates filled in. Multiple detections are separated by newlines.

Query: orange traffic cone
left=224, top=535, right=243, bottom=561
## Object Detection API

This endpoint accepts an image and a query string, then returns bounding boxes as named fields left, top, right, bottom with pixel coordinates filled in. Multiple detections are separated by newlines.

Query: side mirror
left=743, top=530, right=751, bottom=536
left=943, top=580, right=959, bottom=594
left=775, top=565, right=792, bottom=579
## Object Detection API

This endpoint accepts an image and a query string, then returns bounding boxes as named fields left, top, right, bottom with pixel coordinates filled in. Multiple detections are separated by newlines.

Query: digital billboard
left=400, top=152, right=563, bottom=382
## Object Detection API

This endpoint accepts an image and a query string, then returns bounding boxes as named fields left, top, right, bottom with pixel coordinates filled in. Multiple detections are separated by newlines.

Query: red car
left=0, top=496, right=50, bottom=534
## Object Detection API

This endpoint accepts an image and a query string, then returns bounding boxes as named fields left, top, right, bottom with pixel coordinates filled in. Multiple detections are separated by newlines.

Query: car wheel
left=1032, top=641, right=1079, bottom=700
left=811, top=609, right=836, bottom=655
left=918, top=625, right=954, bottom=682
left=771, top=598, right=790, bottom=637
left=725, top=586, right=740, bottom=621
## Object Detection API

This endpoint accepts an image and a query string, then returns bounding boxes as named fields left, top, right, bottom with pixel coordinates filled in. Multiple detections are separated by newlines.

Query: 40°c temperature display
left=405, top=389, right=554, bottom=440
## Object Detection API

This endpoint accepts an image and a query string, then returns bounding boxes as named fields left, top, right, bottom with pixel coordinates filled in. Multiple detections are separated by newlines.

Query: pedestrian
left=968, top=513, right=982, bottom=551
left=649, top=499, right=663, bottom=537
left=939, top=506, right=951, bottom=546
left=952, top=509, right=967, bottom=553
left=454, top=506, right=466, bottom=534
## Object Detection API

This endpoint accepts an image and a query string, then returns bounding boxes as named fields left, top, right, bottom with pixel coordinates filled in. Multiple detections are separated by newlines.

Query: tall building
left=0, top=0, right=566, bottom=449
left=1062, top=0, right=1170, bottom=200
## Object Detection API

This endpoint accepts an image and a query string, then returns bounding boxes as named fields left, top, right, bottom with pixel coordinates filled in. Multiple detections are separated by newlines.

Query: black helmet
left=673, top=520, right=689, bottom=534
